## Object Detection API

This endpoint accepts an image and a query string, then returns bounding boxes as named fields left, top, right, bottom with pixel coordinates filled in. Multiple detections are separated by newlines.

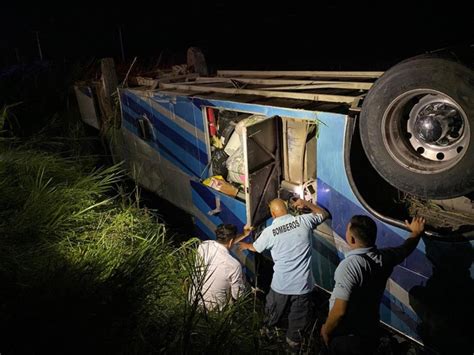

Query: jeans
left=264, top=288, right=312, bottom=343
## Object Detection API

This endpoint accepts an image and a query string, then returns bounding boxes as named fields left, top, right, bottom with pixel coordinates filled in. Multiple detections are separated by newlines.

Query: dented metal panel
left=243, top=116, right=281, bottom=226
left=74, top=84, right=100, bottom=129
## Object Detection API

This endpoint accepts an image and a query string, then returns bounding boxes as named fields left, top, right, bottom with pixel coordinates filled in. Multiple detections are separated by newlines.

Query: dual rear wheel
left=360, top=57, right=473, bottom=199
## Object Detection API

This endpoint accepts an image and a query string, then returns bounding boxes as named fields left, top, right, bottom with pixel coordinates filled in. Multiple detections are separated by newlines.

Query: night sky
left=1, top=1, right=473, bottom=70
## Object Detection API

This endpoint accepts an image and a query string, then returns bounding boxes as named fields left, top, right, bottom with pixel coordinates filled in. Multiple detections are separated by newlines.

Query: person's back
left=331, top=248, right=399, bottom=337
left=194, top=224, right=245, bottom=310
left=239, top=198, right=329, bottom=350
left=197, top=240, right=243, bottom=309
left=322, top=215, right=425, bottom=355
left=258, top=213, right=320, bottom=294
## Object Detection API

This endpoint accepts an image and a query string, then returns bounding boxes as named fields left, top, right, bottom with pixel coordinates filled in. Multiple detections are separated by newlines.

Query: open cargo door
left=243, top=116, right=281, bottom=226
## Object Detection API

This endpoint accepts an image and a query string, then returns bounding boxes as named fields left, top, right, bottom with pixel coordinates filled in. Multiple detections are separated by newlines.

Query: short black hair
left=348, top=215, right=377, bottom=246
left=215, top=224, right=237, bottom=243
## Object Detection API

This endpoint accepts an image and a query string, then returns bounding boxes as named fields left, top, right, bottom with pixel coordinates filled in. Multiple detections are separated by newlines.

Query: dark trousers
left=264, top=288, right=312, bottom=343
left=329, top=334, right=378, bottom=355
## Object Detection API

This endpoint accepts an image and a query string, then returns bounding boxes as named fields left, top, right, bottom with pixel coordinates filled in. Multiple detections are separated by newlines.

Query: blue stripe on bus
left=191, top=189, right=227, bottom=227
left=190, top=181, right=246, bottom=229
left=148, top=97, right=207, bottom=152
left=194, top=217, right=214, bottom=241
left=317, top=178, right=432, bottom=279
left=122, top=92, right=208, bottom=166
left=381, top=292, right=419, bottom=338
left=122, top=107, right=202, bottom=175
left=122, top=114, right=198, bottom=177
left=151, top=95, right=205, bottom=132
left=123, top=92, right=208, bottom=164
left=174, top=97, right=205, bottom=132
left=123, top=106, right=206, bottom=176
left=121, top=96, right=209, bottom=175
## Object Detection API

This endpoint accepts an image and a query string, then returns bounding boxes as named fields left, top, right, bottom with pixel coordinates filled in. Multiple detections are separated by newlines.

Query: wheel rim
left=381, top=89, right=470, bottom=174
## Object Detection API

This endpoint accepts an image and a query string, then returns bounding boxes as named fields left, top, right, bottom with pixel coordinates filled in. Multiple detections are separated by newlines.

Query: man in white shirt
left=195, top=224, right=250, bottom=310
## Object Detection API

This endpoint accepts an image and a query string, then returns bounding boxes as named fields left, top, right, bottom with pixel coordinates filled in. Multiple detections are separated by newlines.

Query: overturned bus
left=75, top=49, right=474, bottom=352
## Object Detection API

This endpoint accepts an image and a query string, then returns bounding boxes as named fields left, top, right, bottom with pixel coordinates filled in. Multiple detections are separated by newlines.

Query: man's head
left=346, top=215, right=377, bottom=248
left=269, top=198, right=288, bottom=219
left=215, top=223, right=237, bottom=249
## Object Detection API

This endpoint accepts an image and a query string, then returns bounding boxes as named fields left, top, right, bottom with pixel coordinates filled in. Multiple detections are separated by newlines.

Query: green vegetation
left=0, top=119, right=267, bottom=354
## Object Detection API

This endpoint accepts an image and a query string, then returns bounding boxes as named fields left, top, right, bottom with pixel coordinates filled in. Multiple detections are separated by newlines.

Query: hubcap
left=381, top=90, right=469, bottom=174
left=407, top=95, right=467, bottom=161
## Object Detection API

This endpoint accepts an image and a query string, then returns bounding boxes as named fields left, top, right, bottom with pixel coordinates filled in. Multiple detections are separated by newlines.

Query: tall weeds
left=0, top=142, right=265, bottom=354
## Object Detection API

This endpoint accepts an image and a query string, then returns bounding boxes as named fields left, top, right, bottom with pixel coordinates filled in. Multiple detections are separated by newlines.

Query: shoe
left=260, top=326, right=272, bottom=338
left=260, top=326, right=284, bottom=339
left=286, top=337, right=301, bottom=352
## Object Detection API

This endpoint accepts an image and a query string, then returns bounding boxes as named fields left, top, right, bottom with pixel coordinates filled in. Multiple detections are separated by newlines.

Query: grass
left=0, top=74, right=292, bottom=352
left=0, top=132, right=270, bottom=354
left=0, top=135, right=424, bottom=354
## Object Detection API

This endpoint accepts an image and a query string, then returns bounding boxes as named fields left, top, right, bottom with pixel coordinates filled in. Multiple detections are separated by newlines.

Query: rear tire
left=359, top=57, right=474, bottom=199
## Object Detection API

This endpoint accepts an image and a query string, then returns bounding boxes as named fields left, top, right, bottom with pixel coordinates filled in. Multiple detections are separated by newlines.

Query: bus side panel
left=314, top=112, right=430, bottom=342
left=119, top=90, right=208, bottom=214
left=311, top=230, right=339, bottom=290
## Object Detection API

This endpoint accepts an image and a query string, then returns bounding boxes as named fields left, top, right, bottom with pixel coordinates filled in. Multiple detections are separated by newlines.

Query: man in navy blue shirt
left=321, top=215, right=425, bottom=354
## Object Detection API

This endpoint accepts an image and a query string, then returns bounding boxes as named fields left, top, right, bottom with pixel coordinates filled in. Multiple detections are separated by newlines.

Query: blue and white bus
left=75, top=52, right=474, bottom=352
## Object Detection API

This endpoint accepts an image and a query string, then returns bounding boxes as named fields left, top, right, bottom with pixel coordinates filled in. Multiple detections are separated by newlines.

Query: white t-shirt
left=195, top=240, right=245, bottom=310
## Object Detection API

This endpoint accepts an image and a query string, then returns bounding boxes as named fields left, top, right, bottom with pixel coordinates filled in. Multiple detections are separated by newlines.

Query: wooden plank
left=193, top=77, right=372, bottom=90
left=98, top=58, right=118, bottom=124
left=157, top=73, right=199, bottom=83
left=197, top=77, right=373, bottom=85
left=159, top=82, right=358, bottom=103
left=282, top=119, right=289, bottom=180
left=217, top=70, right=384, bottom=79
left=260, top=83, right=372, bottom=90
